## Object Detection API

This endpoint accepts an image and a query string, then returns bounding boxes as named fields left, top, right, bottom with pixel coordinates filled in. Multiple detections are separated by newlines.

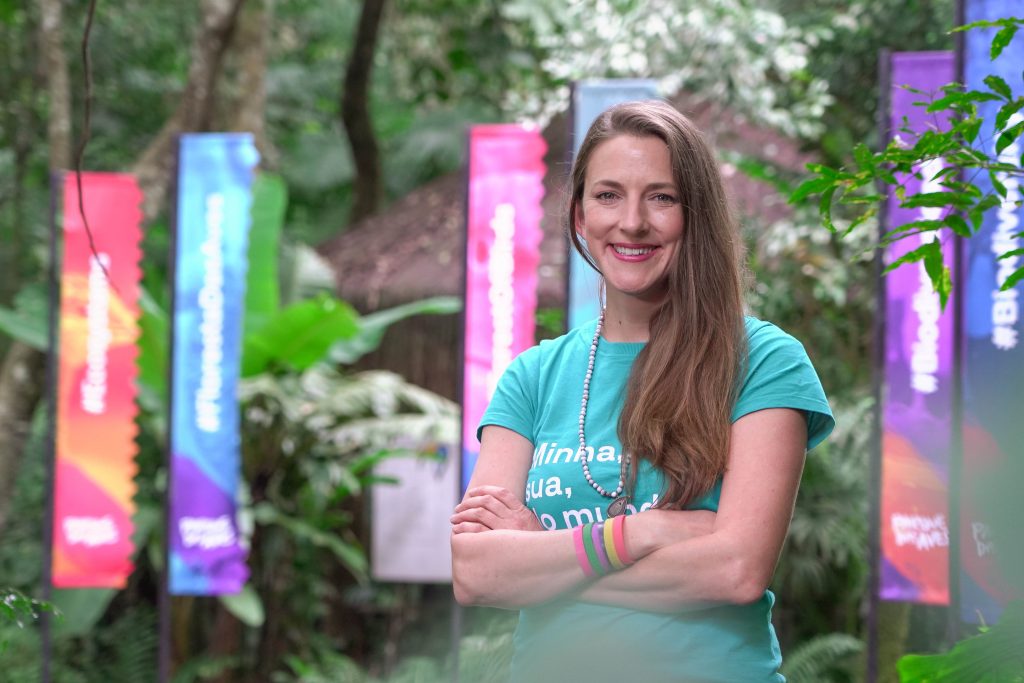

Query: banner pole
left=159, top=138, right=181, bottom=683
left=866, top=48, right=892, bottom=683
left=948, top=0, right=966, bottom=642
left=450, top=127, right=471, bottom=683
left=41, top=171, right=62, bottom=683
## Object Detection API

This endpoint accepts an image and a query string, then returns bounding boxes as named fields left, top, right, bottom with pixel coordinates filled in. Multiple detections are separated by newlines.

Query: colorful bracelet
left=590, top=521, right=613, bottom=573
left=580, top=522, right=606, bottom=576
left=573, top=523, right=596, bottom=578
left=612, top=514, right=635, bottom=566
left=602, top=517, right=624, bottom=569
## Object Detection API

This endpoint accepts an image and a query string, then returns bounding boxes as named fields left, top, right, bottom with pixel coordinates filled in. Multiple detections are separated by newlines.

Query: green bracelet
left=580, top=521, right=605, bottom=576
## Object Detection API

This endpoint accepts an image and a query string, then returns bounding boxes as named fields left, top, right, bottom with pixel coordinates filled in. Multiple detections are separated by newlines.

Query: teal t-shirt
left=478, top=317, right=834, bottom=683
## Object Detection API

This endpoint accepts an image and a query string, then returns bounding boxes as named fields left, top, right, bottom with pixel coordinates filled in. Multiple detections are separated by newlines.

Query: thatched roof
left=319, top=93, right=811, bottom=312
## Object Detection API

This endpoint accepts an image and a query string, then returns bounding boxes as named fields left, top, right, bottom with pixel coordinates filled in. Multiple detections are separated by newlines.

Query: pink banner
left=461, top=125, right=546, bottom=490
left=53, top=173, right=142, bottom=588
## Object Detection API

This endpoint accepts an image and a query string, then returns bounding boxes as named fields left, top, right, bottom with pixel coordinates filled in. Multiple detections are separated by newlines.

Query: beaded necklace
left=579, top=311, right=632, bottom=517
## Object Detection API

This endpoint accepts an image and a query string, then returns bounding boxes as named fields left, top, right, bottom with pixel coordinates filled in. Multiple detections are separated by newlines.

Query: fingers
left=454, top=488, right=522, bottom=518
left=451, top=521, right=489, bottom=534
left=450, top=505, right=501, bottom=528
left=464, top=485, right=524, bottom=511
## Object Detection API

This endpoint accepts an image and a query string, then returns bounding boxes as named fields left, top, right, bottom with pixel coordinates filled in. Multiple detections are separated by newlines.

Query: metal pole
left=451, top=129, right=471, bottom=683
left=158, top=138, right=182, bottom=683
left=866, top=48, right=893, bottom=683
left=948, top=0, right=967, bottom=644
left=41, top=172, right=62, bottom=683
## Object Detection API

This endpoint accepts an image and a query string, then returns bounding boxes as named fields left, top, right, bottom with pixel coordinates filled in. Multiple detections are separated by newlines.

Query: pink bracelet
left=613, top=515, right=635, bottom=566
left=573, top=524, right=596, bottom=577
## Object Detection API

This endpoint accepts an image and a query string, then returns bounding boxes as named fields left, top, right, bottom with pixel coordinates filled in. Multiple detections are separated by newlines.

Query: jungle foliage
left=0, top=0, right=995, bottom=681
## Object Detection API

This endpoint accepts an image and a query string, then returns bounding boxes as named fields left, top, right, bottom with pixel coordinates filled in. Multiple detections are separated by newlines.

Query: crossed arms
left=449, top=407, right=808, bottom=613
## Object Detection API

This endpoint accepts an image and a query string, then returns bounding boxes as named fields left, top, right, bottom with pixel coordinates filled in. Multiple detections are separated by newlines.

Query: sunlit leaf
left=984, top=74, right=1012, bottom=100
left=991, top=24, right=1019, bottom=60
left=218, top=584, right=265, bottom=628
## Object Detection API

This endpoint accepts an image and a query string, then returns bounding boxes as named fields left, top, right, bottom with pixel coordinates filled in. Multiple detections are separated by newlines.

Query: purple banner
left=960, top=0, right=1022, bottom=623
left=879, top=52, right=955, bottom=605
left=169, top=134, right=259, bottom=594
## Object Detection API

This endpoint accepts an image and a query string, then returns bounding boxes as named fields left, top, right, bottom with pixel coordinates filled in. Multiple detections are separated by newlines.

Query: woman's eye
left=595, top=191, right=617, bottom=201
left=653, top=193, right=677, bottom=204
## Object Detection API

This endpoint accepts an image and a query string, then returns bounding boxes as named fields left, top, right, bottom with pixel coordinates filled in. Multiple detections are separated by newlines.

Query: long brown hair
left=568, top=100, right=747, bottom=509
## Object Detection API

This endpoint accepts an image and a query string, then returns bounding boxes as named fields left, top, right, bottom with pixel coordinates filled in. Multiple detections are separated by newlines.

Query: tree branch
left=341, top=0, right=387, bottom=223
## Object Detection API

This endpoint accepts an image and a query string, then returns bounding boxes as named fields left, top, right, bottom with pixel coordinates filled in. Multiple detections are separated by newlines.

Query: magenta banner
left=879, top=51, right=955, bottom=605
left=461, top=125, right=546, bottom=491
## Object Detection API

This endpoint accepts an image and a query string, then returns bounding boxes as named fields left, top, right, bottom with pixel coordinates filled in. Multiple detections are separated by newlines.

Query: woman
left=450, top=100, right=833, bottom=682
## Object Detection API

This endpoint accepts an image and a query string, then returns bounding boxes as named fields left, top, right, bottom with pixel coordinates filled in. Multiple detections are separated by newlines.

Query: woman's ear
left=573, top=205, right=585, bottom=236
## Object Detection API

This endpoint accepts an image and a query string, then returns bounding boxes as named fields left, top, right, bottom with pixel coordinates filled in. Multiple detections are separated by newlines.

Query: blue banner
left=961, top=0, right=1022, bottom=624
left=569, top=80, right=659, bottom=329
left=170, top=134, right=259, bottom=595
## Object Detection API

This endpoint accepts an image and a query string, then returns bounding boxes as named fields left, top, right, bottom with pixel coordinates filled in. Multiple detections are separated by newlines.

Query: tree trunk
left=0, top=0, right=73, bottom=539
left=0, top=342, right=46, bottom=533
left=341, top=0, right=387, bottom=223
left=227, top=0, right=276, bottom=168
left=133, top=0, right=249, bottom=223
left=40, top=0, right=72, bottom=170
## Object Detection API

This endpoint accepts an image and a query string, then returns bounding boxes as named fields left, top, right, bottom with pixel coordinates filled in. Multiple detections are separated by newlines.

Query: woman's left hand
left=451, top=485, right=544, bottom=534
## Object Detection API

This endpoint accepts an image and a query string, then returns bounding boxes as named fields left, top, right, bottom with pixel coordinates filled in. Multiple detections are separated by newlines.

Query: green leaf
left=990, top=170, right=1009, bottom=199
left=853, top=143, right=874, bottom=171
left=244, top=173, right=288, bottom=336
left=944, top=214, right=971, bottom=237
left=901, top=192, right=960, bottom=209
left=252, top=502, right=368, bottom=582
left=995, top=98, right=1024, bottom=131
left=330, top=296, right=462, bottom=365
left=984, top=75, right=1013, bottom=100
left=789, top=176, right=834, bottom=204
left=996, top=120, right=1024, bottom=155
left=992, top=24, right=1019, bottom=60
left=883, top=239, right=940, bottom=274
left=51, top=588, right=117, bottom=637
left=882, top=220, right=946, bottom=242
left=218, top=584, right=265, bottom=628
left=998, top=248, right=1024, bottom=261
left=820, top=186, right=837, bottom=232
left=1000, top=265, right=1024, bottom=292
left=137, top=286, right=169, bottom=404
left=242, top=294, right=359, bottom=376
left=0, top=284, right=48, bottom=350
left=959, top=116, right=983, bottom=143
left=926, top=92, right=965, bottom=113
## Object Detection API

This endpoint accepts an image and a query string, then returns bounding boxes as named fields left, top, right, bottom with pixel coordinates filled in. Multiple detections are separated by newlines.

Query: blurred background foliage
left=0, top=0, right=998, bottom=681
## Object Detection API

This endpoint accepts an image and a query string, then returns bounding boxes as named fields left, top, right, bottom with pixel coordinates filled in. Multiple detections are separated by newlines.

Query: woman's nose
left=619, top=198, right=648, bottom=233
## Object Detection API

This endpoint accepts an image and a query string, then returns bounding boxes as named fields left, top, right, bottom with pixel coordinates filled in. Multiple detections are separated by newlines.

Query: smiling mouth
left=612, top=245, right=656, bottom=256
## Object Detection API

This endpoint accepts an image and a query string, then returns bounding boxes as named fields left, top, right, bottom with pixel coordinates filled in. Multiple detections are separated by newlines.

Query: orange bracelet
left=612, top=514, right=635, bottom=566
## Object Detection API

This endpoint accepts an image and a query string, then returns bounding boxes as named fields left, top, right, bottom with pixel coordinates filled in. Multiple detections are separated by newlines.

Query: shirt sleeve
left=476, top=345, right=540, bottom=444
left=732, top=321, right=835, bottom=450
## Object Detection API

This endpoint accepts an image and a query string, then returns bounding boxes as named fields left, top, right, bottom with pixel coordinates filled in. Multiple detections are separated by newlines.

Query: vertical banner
left=568, top=79, right=659, bottom=329
left=878, top=52, right=956, bottom=605
left=461, top=125, right=546, bottom=491
left=170, top=134, right=259, bottom=595
left=960, top=0, right=1021, bottom=623
left=53, top=173, right=143, bottom=588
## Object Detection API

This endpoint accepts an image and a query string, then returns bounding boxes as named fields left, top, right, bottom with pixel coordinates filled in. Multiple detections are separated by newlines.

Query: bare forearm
left=578, top=532, right=768, bottom=612
left=451, top=529, right=586, bottom=608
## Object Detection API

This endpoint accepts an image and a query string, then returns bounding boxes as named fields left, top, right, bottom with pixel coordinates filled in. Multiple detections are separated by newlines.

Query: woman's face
left=575, top=134, right=684, bottom=308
